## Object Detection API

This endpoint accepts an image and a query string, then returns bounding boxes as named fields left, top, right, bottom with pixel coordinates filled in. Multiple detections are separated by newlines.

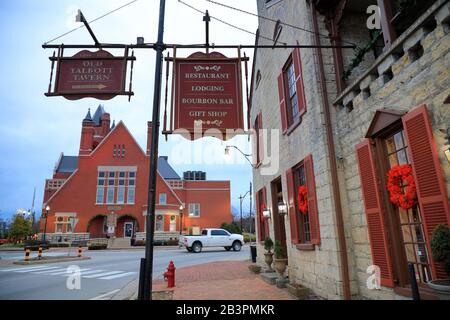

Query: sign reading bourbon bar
left=46, top=49, right=135, bottom=100
left=173, top=52, right=244, bottom=138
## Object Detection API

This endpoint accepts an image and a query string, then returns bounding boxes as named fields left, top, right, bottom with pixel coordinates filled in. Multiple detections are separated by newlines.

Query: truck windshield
left=201, top=230, right=207, bottom=236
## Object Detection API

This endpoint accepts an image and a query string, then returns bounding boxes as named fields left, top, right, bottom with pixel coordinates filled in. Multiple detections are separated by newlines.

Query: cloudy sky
left=0, top=0, right=260, bottom=220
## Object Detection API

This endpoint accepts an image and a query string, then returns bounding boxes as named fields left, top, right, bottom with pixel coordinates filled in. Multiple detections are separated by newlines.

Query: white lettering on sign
left=70, top=60, right=113, bottom=82
left=182, top=98, right=234, bottom=105
left=184, top=73, right=230, bottom=80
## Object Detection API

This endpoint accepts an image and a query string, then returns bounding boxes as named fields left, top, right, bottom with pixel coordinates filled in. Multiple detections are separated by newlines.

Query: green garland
left=342, top=30, right=382, bottom=81
left=342, top=0, right=417, bottom=81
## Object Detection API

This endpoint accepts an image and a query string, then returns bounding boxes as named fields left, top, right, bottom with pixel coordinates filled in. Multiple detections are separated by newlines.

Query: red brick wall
left=41, top=122, right=232, bottom=237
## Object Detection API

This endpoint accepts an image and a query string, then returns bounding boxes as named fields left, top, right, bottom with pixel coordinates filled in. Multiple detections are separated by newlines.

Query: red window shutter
left=356, top=139, right=395, bottom=288
left=286, top=168, right=299, bottom=244
left=293, top=48, right=307, bottom=117
left=262, top=187, right=269, bottom=238
left=258, top=112, right=264, bottom=164
left=402, top=104, right=450, bottom=279
left=256, top=189, right=263, bottom=241
left=277, top=73, right=288, bottom=134
left=304, top=155, right=320, bottom=245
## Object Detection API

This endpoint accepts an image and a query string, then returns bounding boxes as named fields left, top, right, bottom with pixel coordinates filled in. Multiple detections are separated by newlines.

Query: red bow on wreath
left=297, top=185, right=308, bottom=214
left=386, top=164, right=417, bottom=210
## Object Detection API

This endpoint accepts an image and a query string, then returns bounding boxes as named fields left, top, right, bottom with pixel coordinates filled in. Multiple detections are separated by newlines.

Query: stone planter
left=248, top=264, right=262, bottom=274
left=264, top=252, right=274, bottom=271
left=273, top=258, right=287, bottom=278
left=428, top=279, right=450, bottom=300
left=286, top=283, right=311, bottom=300
left=274, top=259, right=288, bottom=288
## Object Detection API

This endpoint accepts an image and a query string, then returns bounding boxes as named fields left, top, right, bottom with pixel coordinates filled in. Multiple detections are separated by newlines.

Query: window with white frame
left=127, top=171, right=136, bottom=204
left=159, top=193, right=167, bottom=204
left=189, top=203, right=200, bottom=217
left=95, top=169, right=136, bottom=204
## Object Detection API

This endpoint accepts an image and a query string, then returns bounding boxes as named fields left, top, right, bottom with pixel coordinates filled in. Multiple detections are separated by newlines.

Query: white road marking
left=49, top=268, right=91, bottom=276
left=33, top=268, right=68, bottom=274
left=90, top=289, right=120, bottom=300
left=76, top=269, right=106, bottom=276
left=98, top=272, right=136, bottom=280
left=82, top=271, right=124, bottom=279
left=15, top=266, right=60, bottom=273
left=0, top=265, right=54, bottom=272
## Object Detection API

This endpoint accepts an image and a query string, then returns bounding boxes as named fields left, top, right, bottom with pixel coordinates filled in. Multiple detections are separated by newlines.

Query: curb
left=13, top=256, right=91, bottom=265
left=111, top=278, right=139, bottom=300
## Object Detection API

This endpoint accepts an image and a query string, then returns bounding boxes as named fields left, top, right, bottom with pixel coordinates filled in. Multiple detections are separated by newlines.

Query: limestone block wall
left=332, top=0, right=450, bottom=300
left=252, top=0, right=352, bottom=299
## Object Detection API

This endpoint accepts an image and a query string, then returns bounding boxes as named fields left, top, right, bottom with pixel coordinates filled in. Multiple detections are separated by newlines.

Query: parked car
left=0, top=239, right=8, bottom=245
left=180, top=228, right=244, bottom=253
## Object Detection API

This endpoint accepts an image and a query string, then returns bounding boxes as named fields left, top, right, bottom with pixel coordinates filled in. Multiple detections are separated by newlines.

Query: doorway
left=124, top=222, right=133, bottom=238
left=271, top=177, right=288, bottom=260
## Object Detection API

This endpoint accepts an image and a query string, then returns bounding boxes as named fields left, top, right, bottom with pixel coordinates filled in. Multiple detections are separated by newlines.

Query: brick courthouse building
left=251, top=0, right=450, bottom=299
left=40, top=106, right=232, bottom=242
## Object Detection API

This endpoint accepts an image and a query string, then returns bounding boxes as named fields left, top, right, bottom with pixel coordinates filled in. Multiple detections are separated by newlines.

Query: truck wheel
left=192, top=242, right=202, bottom=253
left=186, top=247, right=193, bottom=252
left=224, top=246, right=231, bottom=251
left=232, top=241, right=242, bottom=252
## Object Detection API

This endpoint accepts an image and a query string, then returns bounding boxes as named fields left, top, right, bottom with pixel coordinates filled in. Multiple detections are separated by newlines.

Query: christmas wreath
left=387, top=164, right=417, bottom=210
left=297, top=185, right=308, bottom=214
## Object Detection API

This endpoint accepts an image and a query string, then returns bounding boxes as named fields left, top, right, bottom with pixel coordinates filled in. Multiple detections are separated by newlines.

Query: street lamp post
left=43, top=205, right=50, bottom=242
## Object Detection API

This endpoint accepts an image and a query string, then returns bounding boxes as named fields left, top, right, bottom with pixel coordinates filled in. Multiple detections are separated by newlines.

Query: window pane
left=96, top=187, right=104, bottom=204
left=56, top=224, right=63, bottom=233
left=394, top=132, right=404, bottom=150
left=98, top=172, right=105, bottom=178
left=386, top=137, right=397, bottom=155
left=98, top=179, right=105, bottom=186
left=108, top=179, right=115, bottom=186
left=117, top=186, right=125, bottom=204
left=118, top=179, right=125, bottom=186
left=159, top=193, right=167, bottom=204
left=397, top=150, right=408, bottom=165
left=119, top=172, right=125, bottom=178
left=129, top=172, right=136, bottom=178
left=107, top=187, right=114, bottom=204
left=128, top=180, right=135, bottom=186
left=109, top=172, right=115, bottom=178
left=127, top=187, right=135, bottom=204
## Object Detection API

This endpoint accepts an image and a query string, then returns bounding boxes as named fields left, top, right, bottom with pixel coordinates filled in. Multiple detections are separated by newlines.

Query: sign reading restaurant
left=173, top=52, right=244, bottom=137
left=45, top=49, right=135, bottom=101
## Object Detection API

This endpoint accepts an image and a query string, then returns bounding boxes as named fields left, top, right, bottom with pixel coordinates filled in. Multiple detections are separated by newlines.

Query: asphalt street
left=0, top=246, right=250, bottom=300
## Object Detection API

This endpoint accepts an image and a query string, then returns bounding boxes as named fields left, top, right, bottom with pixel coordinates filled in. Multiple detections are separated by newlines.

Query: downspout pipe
left=309, top=0, right=351, bottom=300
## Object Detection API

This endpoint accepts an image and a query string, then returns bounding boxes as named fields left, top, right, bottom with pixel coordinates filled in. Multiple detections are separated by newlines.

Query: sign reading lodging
left=173, top=52, right=244, bottom=137
left=46, top=50, right=134, bottom=100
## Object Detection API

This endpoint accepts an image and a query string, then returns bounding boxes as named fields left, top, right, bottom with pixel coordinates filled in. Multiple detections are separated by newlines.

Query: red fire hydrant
left=163, top=261, right=176, bottom=288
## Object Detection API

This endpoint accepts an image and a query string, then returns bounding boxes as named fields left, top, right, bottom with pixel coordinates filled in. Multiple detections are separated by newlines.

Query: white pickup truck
left=180, top=228, right=244, bottom=253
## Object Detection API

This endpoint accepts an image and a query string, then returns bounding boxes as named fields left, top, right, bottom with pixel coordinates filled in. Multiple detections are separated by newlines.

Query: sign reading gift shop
left=46, top=49, right=135, bottom=100
left=172, top=52, right=244, bottom=139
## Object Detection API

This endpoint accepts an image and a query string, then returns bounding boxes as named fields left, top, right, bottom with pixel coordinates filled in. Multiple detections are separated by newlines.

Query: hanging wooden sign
left=168, top=52, right=246, bottom=140
left=45, top=49, right=135, bottom=101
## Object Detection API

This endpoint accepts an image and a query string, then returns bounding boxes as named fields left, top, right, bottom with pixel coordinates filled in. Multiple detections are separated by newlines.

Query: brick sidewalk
left=152, top=261, right=294, bottom=300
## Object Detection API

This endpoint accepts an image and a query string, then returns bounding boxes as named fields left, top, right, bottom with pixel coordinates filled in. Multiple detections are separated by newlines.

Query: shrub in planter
left=430, top=224, right=450, bottom=276
left=273, top=241, right=288, bottom=287
left=428, top=224, right=450, bottom=300
left=263, top=237, right=274, bottom=271
left=88, top=243, right=108, bottom=250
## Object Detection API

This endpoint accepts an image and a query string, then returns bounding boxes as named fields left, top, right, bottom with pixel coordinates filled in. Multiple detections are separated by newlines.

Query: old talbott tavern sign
left=171, top=52, right=245, bottom=139
left=45, top=49, right=135, bottom=100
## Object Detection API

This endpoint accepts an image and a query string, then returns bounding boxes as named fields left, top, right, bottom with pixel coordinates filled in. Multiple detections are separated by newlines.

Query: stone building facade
left=251, top=0, right=450, bottom=300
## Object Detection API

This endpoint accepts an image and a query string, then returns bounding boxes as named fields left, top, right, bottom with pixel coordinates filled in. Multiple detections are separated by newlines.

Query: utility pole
left=239, top=194, right=243, bottom=232
left=249, top=182, right=252, bottom=235
left=140, top=0, right=166, bottom=301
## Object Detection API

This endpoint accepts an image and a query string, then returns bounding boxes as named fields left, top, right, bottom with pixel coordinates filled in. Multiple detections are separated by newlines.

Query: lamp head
left=45, top=205, right=50, bottom=212
left=278, top=202, right=288, bottom=215
left=262, top=208, right=271, bottom=219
